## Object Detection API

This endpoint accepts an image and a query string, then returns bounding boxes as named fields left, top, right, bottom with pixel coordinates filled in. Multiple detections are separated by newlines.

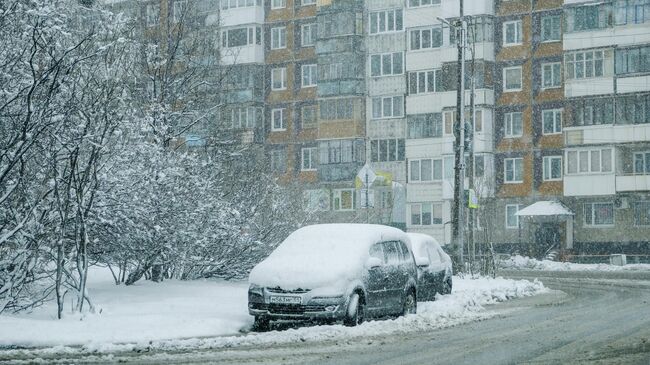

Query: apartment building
left=404, top=0, right=496, bottom=245
left=488, top=0, right=567, bottom=256
left=560, top=0, right=650, bottom=258
left=366, top=0, right=408, bottom=228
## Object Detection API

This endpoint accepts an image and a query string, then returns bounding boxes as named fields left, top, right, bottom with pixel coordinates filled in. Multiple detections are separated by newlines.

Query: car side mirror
left=366, top=257, right=382, bottom=269
left=415, top=257, right=430, bottom=267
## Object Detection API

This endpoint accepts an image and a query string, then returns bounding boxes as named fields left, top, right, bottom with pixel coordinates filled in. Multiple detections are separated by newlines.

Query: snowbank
left=249, top=224, right=408, bottom=290
left=500, top=255, right=650, bottom=272
left=0, top=273, right=546, bottom=356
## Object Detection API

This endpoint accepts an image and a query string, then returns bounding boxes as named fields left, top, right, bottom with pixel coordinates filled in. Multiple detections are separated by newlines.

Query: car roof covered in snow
left=249, top=224, right=408, bottom=290
left=405, top=232, right=440, bottom=259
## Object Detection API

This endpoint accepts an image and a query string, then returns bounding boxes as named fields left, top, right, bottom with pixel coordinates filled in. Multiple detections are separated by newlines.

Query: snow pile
left=0, top=275, right=546, bottom=357
left=500, top=255, right=650, bottom=271
left=249, top=224, right=408, bottom=290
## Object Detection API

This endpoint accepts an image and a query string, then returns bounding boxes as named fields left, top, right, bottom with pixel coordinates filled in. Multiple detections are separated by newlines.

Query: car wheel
left=402, top=290, right=417, bottom=316
left=443, top=276, right=453, bottom=294
left=343, top=293, right=364, bottom=327
left=252, top=316, right=270, bottom=332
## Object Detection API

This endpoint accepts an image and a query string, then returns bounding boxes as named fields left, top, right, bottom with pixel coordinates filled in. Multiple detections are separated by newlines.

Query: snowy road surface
left=2, top=271, right=650, bottom=364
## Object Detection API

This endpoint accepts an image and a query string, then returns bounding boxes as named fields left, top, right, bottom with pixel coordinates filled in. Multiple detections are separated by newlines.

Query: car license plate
left=269, top=296, right=302, bottom=304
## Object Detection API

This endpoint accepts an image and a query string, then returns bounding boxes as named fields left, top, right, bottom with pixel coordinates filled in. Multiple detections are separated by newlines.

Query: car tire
left=252, top=316, right=270, bottom=332
left=343, top=293, right=363, bottom=327
left=443, top=276, right=453, bottom=294
left=402, top=289, right=417, bottom=316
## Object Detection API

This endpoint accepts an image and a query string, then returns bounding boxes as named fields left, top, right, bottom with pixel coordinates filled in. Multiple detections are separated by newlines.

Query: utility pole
left=467, top=17, right=476, bottom=265
left=451, top=0, right=467, bottom=267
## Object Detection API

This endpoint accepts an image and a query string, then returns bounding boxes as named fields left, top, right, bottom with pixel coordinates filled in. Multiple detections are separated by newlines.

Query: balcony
left=564, top=124, right=650, bottom=146
left=220, top=6, right=264, bottom=27
left=221, top=45, right=264, bottom=65
left=616, top=174, right=650, bottom=192
left=318, top=162, right=363, bottom=182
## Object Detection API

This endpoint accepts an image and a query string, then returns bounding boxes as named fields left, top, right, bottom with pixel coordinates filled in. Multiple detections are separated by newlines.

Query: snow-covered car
left=406, top=233, right=453, bottom=301
left=248, top=224, right=418, bottom=330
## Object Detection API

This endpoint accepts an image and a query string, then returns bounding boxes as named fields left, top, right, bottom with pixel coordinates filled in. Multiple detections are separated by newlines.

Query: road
left=4, top=271, right=650, bottom=364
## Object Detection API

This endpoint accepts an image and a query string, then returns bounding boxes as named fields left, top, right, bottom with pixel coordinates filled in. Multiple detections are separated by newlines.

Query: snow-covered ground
left=0, top=267, right=546, bottom=355
left=500, top=255, right=650, bottom=272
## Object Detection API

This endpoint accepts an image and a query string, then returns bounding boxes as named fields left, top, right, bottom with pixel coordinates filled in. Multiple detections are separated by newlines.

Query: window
left=231, top=107, right=259, bottom=129
left=566, top=148, right=613, bottom=174
left=634, top=201, right=650, bottom=226
left=301, top=147, right=317, bottom=171
left=301, top=23, right=317, bottom=46
left=584, top=202, right=614, bottom=226
left=271, top=0, right=285, bottom=9
left=505, top=204, right=522, bottom=229
left=301, top=64, right=317, bottom=88
left=573, top=98, right=614, bottom=126
left=474, top=155, right=486, bottom=178
left=370, top=52, right=403, bottom=77
left=616, top=94, right=650, bottom=125
left=503, top=66, right=522, bottom=91
left=369, top=9, right=403, bottom=34
left=220, top=0, right=262, bottom=10
left=370, top=139, right=405, bottom=162
left=371, top=96, right=404, bottom=119
left=222, top=26, right=261, bottom=47
left=271, top=108, right=286, bottom=131
left=173, top=0, right=187, bottom=23
left=408, top=0, right=441, bottom=6
left=319, top=99, right=353, bottom=120
left=542, top=62, right=561, bottom=89
left=303, top=189, right=329, bottom=211
left=543, top=156, right=563, bottom=181
left=271, top=27, right=286, bottom=49
left=319, top=139, right=361, bottom=164
left=270, top=149, right=286, bottom=173
left=634, top=151, right=650, bottom=174
left=444, top=110, right=485, bottom=135
left=566, top=3, right=610, bottom=32
left=410, top=26, right=443, bottom=50
left=301, top=105, right=317, bottom=128
left=504, top=157, right=523, bottom=183
left=321, top=63, right=342, bottom=80
left=503, top=20, right=522, bottom=46
left=615, top=0, right=650, bottom=25
left=542, top=109, right=562, bottom=135
left=504, top=112, right=523, bottom=137
left=302, top=0, right=316, bottom=5
left=616, top=45, right=650, bottom=75
left=409, top=69, right=442, bottom=94
left=333, top=189, right=355, bottom=211
left=146, top=4, right=159, bottom=27
left=271, top=67, right=286, bottom=90
left=541, top=15, right=561, bottom=42
left=565, top=50, right=604, bottom=79
left=409, top=159, right=443, bottom=182
left=410, top=203, right=442, bottom=226
left=407, top=113, right=443, bottom=138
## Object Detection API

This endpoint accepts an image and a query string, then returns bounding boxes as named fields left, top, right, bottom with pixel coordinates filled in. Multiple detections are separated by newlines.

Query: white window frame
left=271, top=67, right=286, bottom=90
left=409, top=69, right=441, bottom=94
left=504, top=157, right=523, bottom=183
left=408, top=0, right=441, bottom=8
left=504, top=112, right=523, bottom=138
left=301, top=105, right=317, bottom=128
left=565, top=148, right=614, bottom=175
left=502, top=20, right=522, bottom=46
left=271, top=27, right=286, bottom=49
left=583, top=202, right=615, bottom=227
left=541, top=15, right=561, bottom=42
left=370, top=52, right=404, bottom=77
left=543, top=156, right=563, bottom=181
left=542, top=62, right=562, bottom=89
left=542, top=109, right=562, bottom=135
left=409, top=202, right=443, bottom=226
left=173, top=0, right=187, bottom=24
left=271, top=0, right=286, bottom=9
left=270, top=149, right=286, bottom=173
left=505, top=204, right=522, bottom=229
left=503, top=66, right=523, bottom=91
left=634, top=151, right=650, bottom=174
left=301, top=147, right=317, bottom=171
left=301, top=23, right=316, bottom=46
left=333, top=189, right=355, bottom=211
left=301, top=64, right=317, bottom=88
left=369, top=9, right=403, bottom=35
left=371, top=95, right=404, bottom=119
left=146, top=4, right=159, bottom=27
left=409, top=158, right=443, bottom=182
left=565, top=50, right=605, bottom=80
left=634, top=201, right=650, bottom=226
left=409, top=26, right=443, bottom=50
left=271, top=108, right=286, bottom=131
